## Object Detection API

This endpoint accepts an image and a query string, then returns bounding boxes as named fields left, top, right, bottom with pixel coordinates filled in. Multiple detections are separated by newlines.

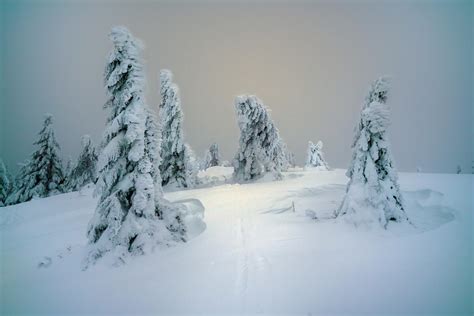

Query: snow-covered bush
left=305, top=140, right=329, bottom=170
left=68, top=135, right=98, bottom=191
left=233, top=95, right=284, bottom=181
left=158, top=69, right=197, bottom=188
left=6, top=114, right=65, bottom=205
left=85, top=27, right=187, bottom=266
left=336, top=77, right=407, bottom=228
left=203, top=142, right=221, bottom=169
left=0, top=159, right=13, bottom=206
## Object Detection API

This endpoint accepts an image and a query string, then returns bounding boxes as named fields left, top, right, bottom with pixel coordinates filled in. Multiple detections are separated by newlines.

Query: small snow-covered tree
left=63, top=156, right=73, bottom=190
left=158, top=69, right=196, bottom=188
left=183, top=143, right=199, bottom=187
left=0, top=159, right=13, bottom=206
left=6, top=114, right=65, bottom=205
left=285, top=148, right=296, bottom=168
left=233, top=95, right=284, bottom=181
left=85, top=27, right=186, bottom=265
left=305, top=140, right=329, bottom=170
left=269, top=139, right=290, bottom=173
left=203, top=142, right=221, bottom=169
left=336, top=77, right=407, bottom=227
left=68, top=135, right=98, bottom=191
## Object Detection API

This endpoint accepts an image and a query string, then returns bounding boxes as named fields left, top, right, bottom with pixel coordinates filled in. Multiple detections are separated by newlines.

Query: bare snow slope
left=1, top=169, right=472, bottom=315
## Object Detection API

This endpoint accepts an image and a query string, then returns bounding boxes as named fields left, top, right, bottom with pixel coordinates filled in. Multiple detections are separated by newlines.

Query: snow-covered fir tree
left=6, top=114, right=65, bottom=205
left=336, top=77, right=407, bottom=227
left=203, top=142, right=221, bottom=169
left=68, top=135, right=98, bottom=191
left=145, top=106, right=186, bottom=239
left=285, top=148, right=296, bottom=168
left=183, top=143, right=199, bottom=187
left=233, top=95, right=284, bottom=181
left=158, top=69, right=197, bottom=188
left=269, top=139, right=290, bottom=173
left=0, top=159, right=13, bottom=206
left=305, top=140, right=329, bottom=170
left=63, top=156, right=73, bottom=189
left=85, top=27, right=186, bottom=265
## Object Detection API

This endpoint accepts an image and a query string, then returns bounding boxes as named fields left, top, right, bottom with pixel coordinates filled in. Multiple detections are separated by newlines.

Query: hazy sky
left=0, top=0, right=472, bottom=174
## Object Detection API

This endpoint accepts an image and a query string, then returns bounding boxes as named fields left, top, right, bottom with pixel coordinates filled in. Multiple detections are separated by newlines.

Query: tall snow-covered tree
left=6, top=114, right=65, bottom=205
left=203, top=142, right=221, bottom=169
left=63, top=156, right=73, bottom=189
left=145, top=106, right=186, bottom=238
left=68, top=135, right=98, bottom=191
left=336, top=77, right=407, bottom=227
left=233, top=95, right=284, bottom=181
left=0, top=159, right=13, bottom=206
left=85, top=27, right=185, bottom=265
left=305, top=140, right=329, bottom=170
left=158, top=69, right=197, bottom=188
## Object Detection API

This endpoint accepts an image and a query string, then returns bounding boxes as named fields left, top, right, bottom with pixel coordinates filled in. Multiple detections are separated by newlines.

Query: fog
left=0, top=0, right=472, bottom=174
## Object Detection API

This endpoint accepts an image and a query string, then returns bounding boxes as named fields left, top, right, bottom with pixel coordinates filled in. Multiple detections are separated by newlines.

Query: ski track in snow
left=0, top=169, right=472, bottom=314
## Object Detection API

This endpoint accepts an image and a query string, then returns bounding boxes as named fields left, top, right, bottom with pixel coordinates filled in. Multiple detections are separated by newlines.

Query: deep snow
left=1, top=168, right=472, bottom=315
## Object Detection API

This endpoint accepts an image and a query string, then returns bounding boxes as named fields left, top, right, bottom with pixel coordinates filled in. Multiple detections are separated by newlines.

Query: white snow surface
left=1, top=169, right=472, bottom=314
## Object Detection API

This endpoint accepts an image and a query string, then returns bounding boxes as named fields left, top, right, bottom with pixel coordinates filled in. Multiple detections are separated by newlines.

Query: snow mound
left=173, top=198, right=206, bottom=239
left=304, top=165, right=330, bottom=172
left=403, top=189, right=455, bottom=232
left=197, top=166, right=234, bottom=185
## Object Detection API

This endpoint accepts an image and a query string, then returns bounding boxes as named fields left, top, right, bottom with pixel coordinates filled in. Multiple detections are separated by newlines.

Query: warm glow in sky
left=0, top=0, right=472, bottom=173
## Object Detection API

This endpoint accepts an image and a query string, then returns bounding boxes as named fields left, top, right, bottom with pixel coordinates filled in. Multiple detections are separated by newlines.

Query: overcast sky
left=0, top=0, right=472, bottom=174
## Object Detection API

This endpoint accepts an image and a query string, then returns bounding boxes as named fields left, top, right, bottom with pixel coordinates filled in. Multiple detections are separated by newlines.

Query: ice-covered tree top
left=160, top=69, right=173, bottom=90
left=306, top=140, right=329, bottom=169
left=104, top=26, right=145, bottom=115
left=364, top=76, right=390, bottom=109
left=315, top=140, right=323, bottom=150
left=235, top=95, right=275, bottom=134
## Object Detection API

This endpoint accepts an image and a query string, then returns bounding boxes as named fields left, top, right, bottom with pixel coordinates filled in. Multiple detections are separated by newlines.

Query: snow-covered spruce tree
left=233, top=95, right=284, bottom=181
left=158, top=69, right=196, bottom=188
left=6, top=114, right=65, bottom=205
left=305, top=140, right=329, bottom=170
left=336, top=77, right=407, bottom=227
left=145, top=107, right=187, bottom=239
left=63, top=156, right=73, bottom=190
left=203, top=142, right=221, bottom=169
left=85, top=27, right=185, bottom=265
left=285, top=148, right=296, bottom=168
left=183, top=143, right=199, bottom=187
left=0, top=159, right=13, bottom=206
left=268, top=139, right=290, bottom=173
left=68, top=135, right=98, bottom=191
